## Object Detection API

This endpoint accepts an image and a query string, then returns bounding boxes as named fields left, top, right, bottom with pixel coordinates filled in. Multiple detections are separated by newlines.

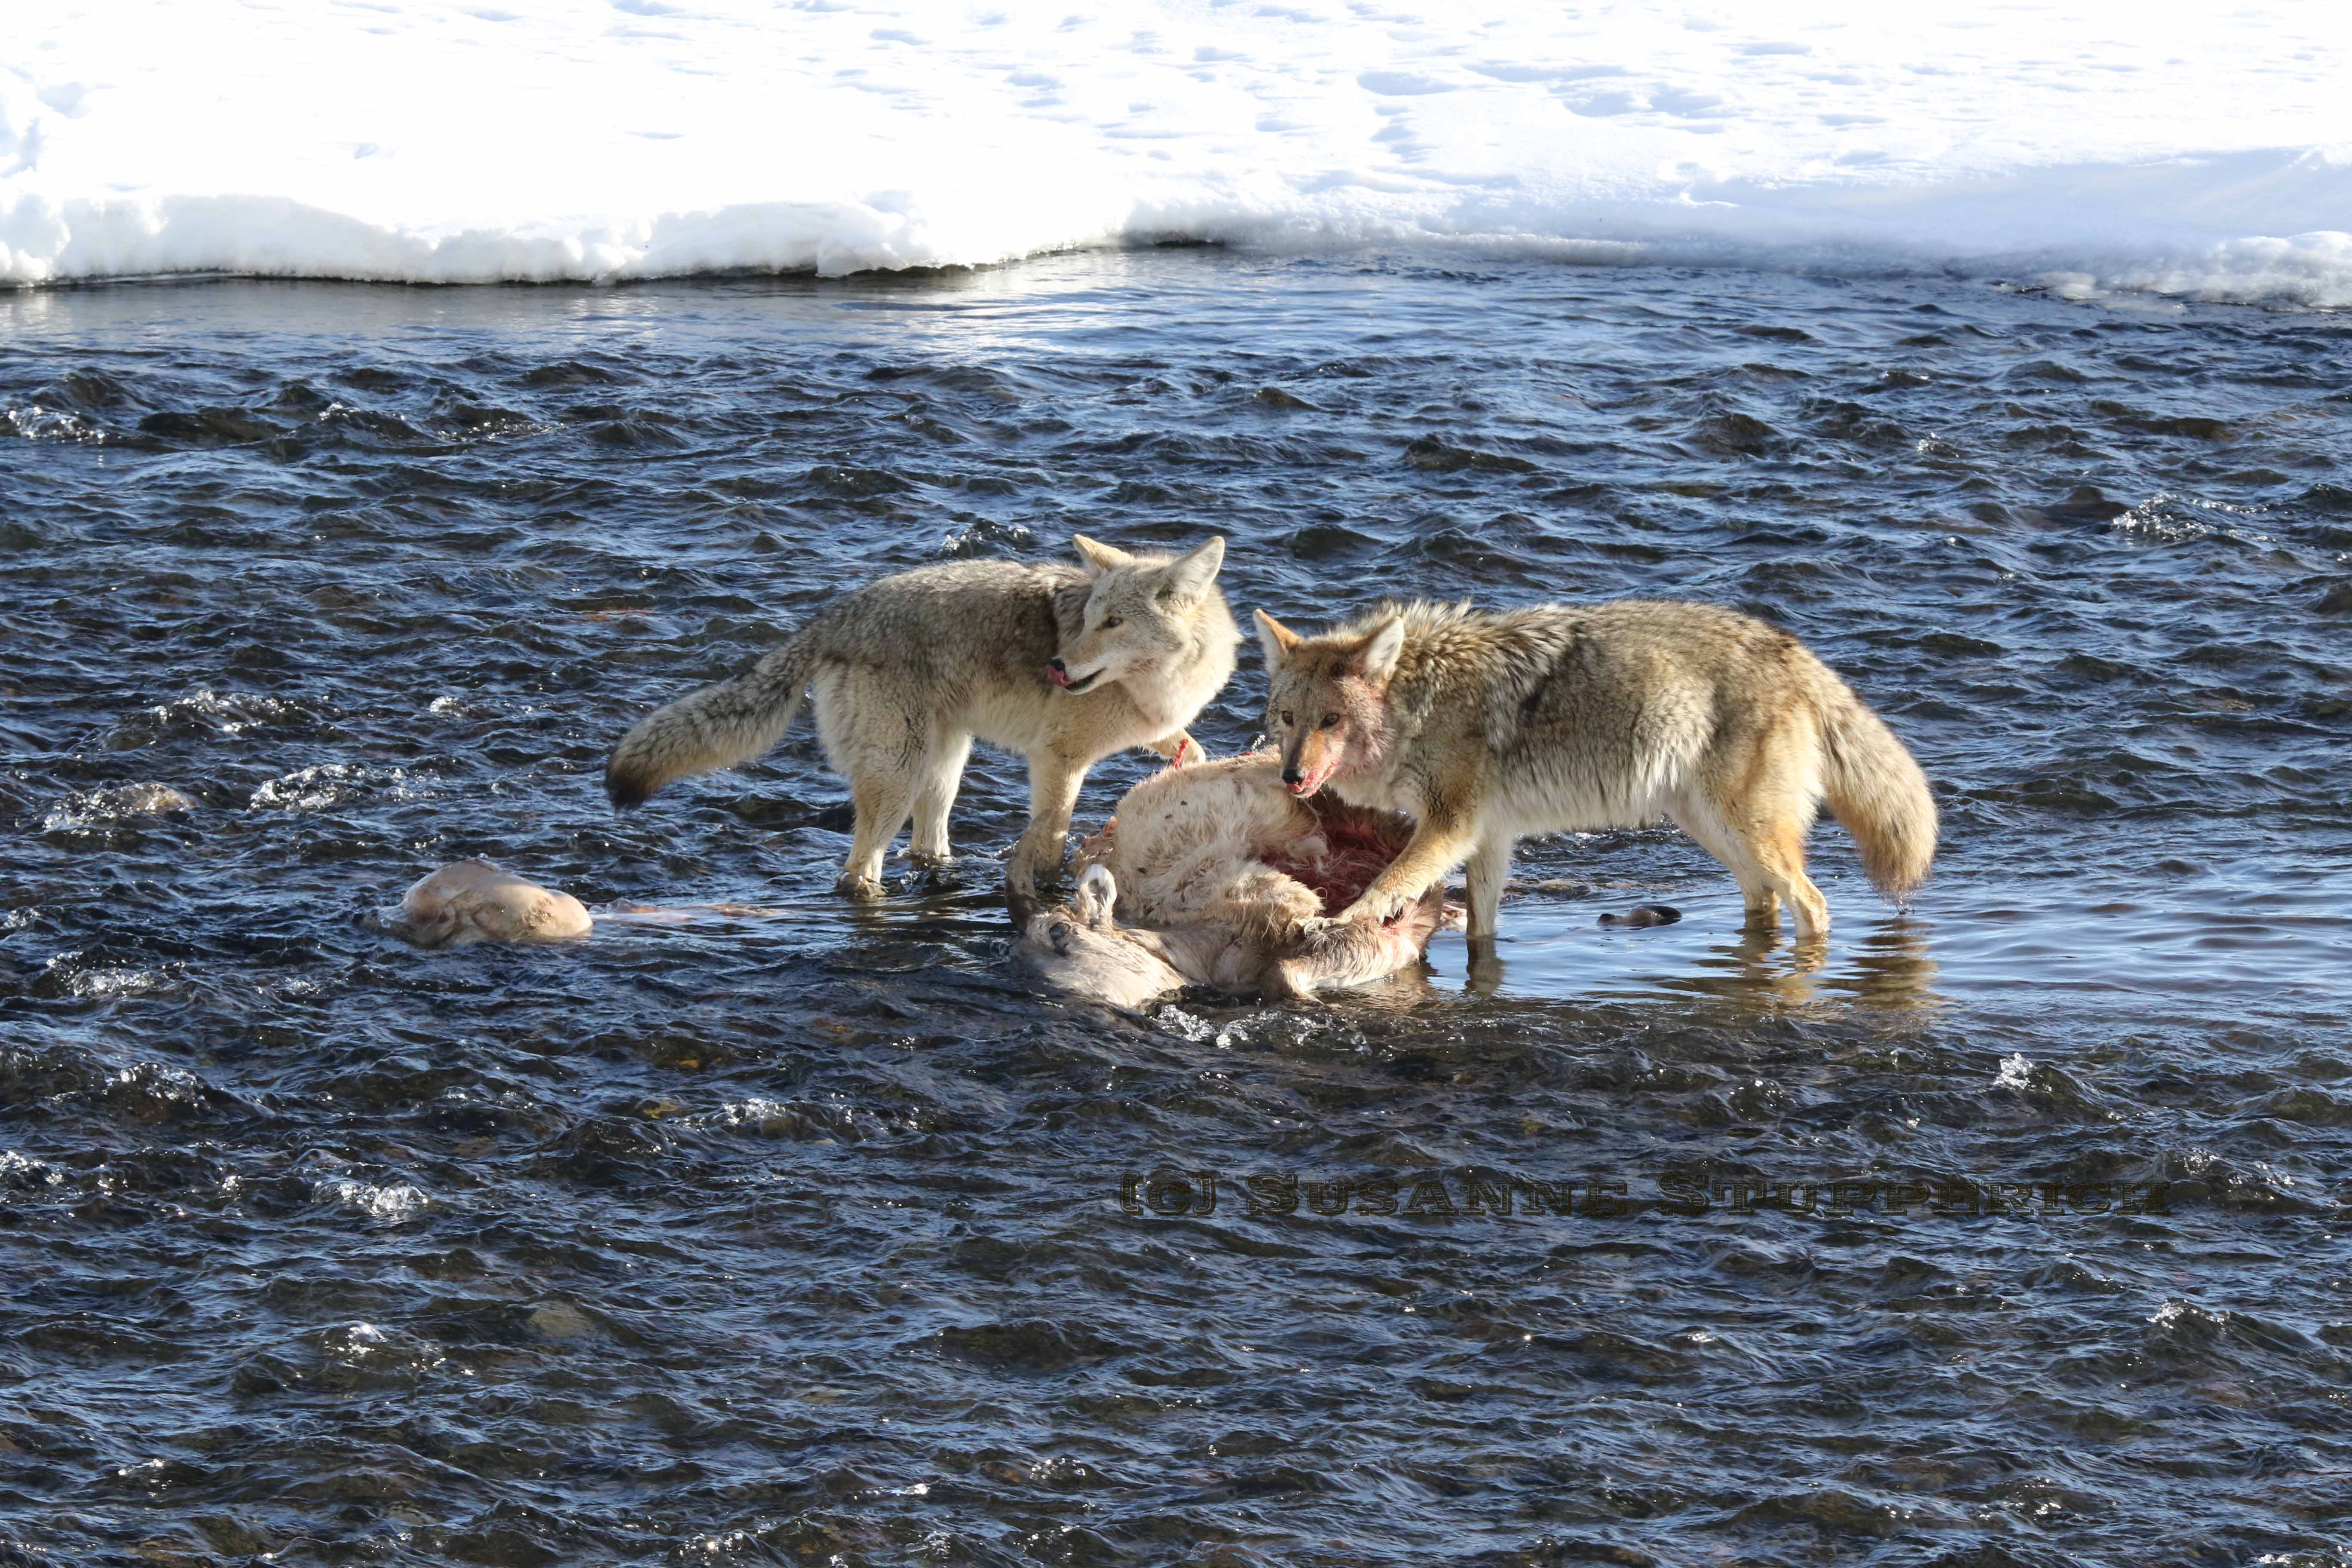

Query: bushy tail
left=1819, top=689, right=1937, bottom=903
left=605, top=633, right=816, bottom=808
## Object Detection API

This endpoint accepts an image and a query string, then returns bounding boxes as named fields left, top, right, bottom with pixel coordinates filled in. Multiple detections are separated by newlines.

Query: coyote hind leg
left=1675, top=707, right=1831, bottom=939
left=908, top=727, right=974, bottom=868
left=817, top=668, right=924, bottom=900
left=1751, top=817, right=1828, bottom=944
left=1740, top=717, right=1830, bottom=943
left=1670, top=798, right=1785, bottom=934
left=1463, top=836, right=1512, bottom=953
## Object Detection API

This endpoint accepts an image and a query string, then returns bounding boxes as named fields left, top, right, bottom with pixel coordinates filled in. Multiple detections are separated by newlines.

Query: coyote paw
left=1017, top=848, right=1068, bottom=888
left=834, top=873, right=887, bottom=902
left=1266, top=958, right=1318, bottom=1002
left=1004, top=854, right=1065, bottom=903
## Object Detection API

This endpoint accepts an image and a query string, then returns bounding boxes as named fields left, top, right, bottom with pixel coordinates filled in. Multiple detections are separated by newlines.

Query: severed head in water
left=383, top=860, right=594, bottom=949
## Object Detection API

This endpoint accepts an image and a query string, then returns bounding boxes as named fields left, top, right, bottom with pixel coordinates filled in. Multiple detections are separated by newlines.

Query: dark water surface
left=4, top=255, right=2350, bottom=1566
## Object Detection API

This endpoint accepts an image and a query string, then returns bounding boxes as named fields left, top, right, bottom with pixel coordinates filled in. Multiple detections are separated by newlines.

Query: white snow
left=2, top=1, right=2347, bottom=302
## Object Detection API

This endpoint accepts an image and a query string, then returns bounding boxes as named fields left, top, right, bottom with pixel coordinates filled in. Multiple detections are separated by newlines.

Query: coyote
left=1253, top=598, right=1936, bottom=950
left=604, top=537, right=1238, bottom=896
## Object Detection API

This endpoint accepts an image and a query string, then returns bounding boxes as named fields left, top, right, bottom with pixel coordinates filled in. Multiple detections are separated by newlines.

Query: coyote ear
left=1254, top=608, right=1301, bottom=670
left=1158, top=536, right=1224, bottom=600
left=1351, top=614, right=1405, bottom=688
left=1071, top=534, right=1134, bottom=576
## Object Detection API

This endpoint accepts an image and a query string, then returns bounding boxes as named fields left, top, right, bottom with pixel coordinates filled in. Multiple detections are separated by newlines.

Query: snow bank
left=3, top=0, right=2348, bottom=303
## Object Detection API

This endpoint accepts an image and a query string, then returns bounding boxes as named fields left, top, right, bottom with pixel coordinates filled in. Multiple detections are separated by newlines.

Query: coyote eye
left=1099, top=615, right=1122, bottom=630
left=1319, top=713, right=1341, bottom=729
left=1279, top=710, right=1294, bottom=727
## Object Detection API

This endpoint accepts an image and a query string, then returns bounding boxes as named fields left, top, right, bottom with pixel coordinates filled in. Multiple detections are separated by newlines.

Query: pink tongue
left=1046, top=665, right=1070, bottom=687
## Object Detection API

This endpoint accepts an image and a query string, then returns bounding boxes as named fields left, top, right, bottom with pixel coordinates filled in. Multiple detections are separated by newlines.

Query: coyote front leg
left=1145, top=731, right=1203, bottom=766
left=1010, top=751, right=1088, bottom=896
left=1339, top=807, right=1476, bottom=928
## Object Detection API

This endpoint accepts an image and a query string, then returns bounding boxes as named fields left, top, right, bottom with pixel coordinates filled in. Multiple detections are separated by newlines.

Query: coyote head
left=1253, top=608, right=1403, bottom=798
left=1046, top=535, right=1225, bottom=694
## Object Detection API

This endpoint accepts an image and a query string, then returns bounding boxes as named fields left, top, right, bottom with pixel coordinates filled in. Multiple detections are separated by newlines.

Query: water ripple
left=0, top=256, right=2347, bottom=1565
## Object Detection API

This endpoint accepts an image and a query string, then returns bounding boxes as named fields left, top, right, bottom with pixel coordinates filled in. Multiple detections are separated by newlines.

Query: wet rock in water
left=527, top=1300, right=597, bottom=1339
left=101, top=783, right=199, bottom=815
left=47, top=783, right=200, bottom=827
left=386, top=860, right=592, bottom=948
left=1598, top=903, right=1681, bottom=928
left=41, top=783, right=201, bottom=838
left=2317, top=582, right=2352, bottom=615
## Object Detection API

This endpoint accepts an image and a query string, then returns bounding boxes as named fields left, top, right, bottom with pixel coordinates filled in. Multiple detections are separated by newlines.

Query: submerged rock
left=43, top=782, right=199, bottom=831
left=97, top=783, right=199, bottom=815
left=386, top=861, right=592, bottom=949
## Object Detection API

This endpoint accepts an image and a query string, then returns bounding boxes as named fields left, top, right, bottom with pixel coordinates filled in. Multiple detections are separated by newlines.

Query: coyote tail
left=1818, top=688, right=1937, bottom=903
left=604, top=631, right=817, bottom=808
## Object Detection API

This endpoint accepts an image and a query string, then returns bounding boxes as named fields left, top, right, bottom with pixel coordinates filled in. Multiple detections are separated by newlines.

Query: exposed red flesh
left=1260, top=812, right=1403, bottom=917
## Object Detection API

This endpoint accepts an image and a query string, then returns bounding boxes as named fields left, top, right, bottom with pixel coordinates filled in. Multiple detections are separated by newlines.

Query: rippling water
left=4, top=255, right=2350, bottom=1565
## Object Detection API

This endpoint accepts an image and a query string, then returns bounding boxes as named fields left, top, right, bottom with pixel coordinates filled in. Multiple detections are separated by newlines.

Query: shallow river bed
left=3, top=254, right=2349, bottom=1565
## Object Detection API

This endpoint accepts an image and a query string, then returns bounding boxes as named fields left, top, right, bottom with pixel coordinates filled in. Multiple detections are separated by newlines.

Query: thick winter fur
left=604, top=536, right=1239, bottom=897
left=1254, top=598, right=1936, bottom=949
left=1077, top=753, right=1326, bottom=948
left=1073, top=752, right=1423, bottom=950
left=1010, top=755, right=1452, bottom=1004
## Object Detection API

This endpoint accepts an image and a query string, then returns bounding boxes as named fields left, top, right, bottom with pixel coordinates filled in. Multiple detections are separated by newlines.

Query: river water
left=3, top=254, right=2349, bottom=1565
